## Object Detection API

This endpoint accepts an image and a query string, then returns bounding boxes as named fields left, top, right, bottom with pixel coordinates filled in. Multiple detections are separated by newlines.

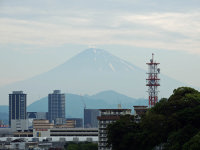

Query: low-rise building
left=33, top=119, right=54, bottom=137
left=50, top=128, right=98, bottom=137
left=11, top=119, right=28, bottom=132
left=33, top=120, right=54, bottom=129
left=65, top=120, right=76, bottom=128
left=66, top=118, right=83, bottom=128
left=13, top=131, right=33, bottom=137
left=54, top=120, right=76, bottom=128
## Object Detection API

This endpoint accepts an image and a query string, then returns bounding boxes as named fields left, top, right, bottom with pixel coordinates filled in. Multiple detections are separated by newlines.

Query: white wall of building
left=33, top=129, right=50, bottom=137
left=11, top=119, right=28, bottom=132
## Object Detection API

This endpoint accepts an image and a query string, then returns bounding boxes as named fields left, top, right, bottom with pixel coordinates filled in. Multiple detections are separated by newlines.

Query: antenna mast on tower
left=146, top=53, right=160, bottom=108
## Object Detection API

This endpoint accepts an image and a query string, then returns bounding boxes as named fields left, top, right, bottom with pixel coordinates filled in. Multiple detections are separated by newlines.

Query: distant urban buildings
left=3, top=89, right=101, bottom=149
left=27, top=112, right=47, bottom=120
left=0, top=120, right=8, bottom=128
left=133, top=106, right=148, bottom=123
left=84, top=109, right=99, bottom=128
left=0, top=120, right=3, bottom=125
left=66, top=118, right=83, bottom=128
left=48, top=90, right=65, bottom=124
left=33, top=119, right=54, bottom=137
left=27, top=112, right=48, bottom=128
left=9, top=91, right=28, bottom=132
left=97, top=109, right=131, bottom=150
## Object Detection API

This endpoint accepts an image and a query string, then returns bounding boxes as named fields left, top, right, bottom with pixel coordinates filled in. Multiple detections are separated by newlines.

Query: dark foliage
left=107, top=87, right=200, bottom=150
left=64, top=142, right=98, bottom=150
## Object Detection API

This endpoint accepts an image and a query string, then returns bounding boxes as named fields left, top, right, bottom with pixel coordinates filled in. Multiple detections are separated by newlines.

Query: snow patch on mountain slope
left=109, top=63, right=116, bottom=72
left=120, top=60, right=135, bottom=71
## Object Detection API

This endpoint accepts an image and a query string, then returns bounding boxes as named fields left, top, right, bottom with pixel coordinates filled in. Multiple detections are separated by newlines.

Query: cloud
left=0, top=2, right=200, bottom=54
left=0, top=77, right=24, bottom=88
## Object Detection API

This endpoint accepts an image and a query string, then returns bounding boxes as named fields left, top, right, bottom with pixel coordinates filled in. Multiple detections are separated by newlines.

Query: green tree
left=107, top=87, right=200, bottom=150
left=66, top=143, right=79, bottom=150
left=65, top=142, right=98, bottom=150
left=107, top=115, right=144, bottom=150
left=183, top=131, right=200, bottom=150
left=81, top=142, right=98, bottom=150
left=165, top=125, right=198, bottom=150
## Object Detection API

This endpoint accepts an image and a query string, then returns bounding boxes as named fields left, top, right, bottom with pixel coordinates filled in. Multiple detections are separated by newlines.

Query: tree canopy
left=107, top=87, right=200, bottom=150
left=64, top=142, right=98, bottom=150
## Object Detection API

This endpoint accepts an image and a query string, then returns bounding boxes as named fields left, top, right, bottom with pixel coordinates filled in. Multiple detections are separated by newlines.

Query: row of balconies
left=99, top=134, right=107, bottom=137
left=99, top=125, right=107, bottom=128
left=99, top=137, right=107, bottom=141
left=99, top=129, right=106, bottom=132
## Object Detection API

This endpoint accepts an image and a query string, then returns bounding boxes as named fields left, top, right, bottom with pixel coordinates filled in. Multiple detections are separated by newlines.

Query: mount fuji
left=0, top=48, right=184, bottom=105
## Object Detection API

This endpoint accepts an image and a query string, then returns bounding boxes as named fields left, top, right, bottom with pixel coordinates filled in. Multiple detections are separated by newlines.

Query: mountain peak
left=0, top=47, right=184, bottom=105
left=77, top=48, right=112, bottom=58
left=83, top=48, right=106, bottom=53
left=58, top=48, right=140, bottom=73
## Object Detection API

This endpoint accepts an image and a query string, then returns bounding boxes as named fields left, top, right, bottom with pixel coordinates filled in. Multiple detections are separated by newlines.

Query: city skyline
left=0, top=1, right=199, bottom=149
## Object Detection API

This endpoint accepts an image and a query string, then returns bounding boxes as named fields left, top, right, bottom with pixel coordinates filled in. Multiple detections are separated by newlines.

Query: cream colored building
left=33, top=119, right=54, bottom=137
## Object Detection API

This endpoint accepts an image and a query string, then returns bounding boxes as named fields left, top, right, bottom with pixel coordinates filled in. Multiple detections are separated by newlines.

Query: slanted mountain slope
left=27, top=90, right=147, bottom=118
left=0, top=48, right=184, bottom=105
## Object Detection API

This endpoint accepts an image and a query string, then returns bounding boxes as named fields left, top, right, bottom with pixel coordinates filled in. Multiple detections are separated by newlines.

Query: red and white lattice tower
left=146, top=53, right=160, bottom=108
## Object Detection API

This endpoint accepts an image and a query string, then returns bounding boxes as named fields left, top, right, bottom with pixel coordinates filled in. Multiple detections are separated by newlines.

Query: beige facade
left=33, top=119, right=54, bottom=137
left=33, top=119, right=54, bottom=129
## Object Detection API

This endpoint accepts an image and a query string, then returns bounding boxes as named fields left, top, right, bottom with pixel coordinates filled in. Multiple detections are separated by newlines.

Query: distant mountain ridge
left=27, top=90, right=147, bottom=118
left=0, top=90, right=147, bottom=122
left=0, top=105, right=9, bottom=124
left=90, top=90, right=138, bottom=104
left=0, top=48, right=185, bottom=105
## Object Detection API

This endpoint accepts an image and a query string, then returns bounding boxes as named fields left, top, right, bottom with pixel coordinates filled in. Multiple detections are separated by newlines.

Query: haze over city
left=0, top=1, right=200, bottom=150
left=0, top=0, right=200, bottom=105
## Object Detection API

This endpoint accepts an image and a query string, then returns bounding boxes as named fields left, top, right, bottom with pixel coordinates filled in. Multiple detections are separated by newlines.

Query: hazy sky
left=0, top=0, right=200, bottom=88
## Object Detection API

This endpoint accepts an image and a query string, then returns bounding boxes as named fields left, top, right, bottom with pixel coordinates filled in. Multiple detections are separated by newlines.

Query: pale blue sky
left=0, top=0, right=200, bottom=88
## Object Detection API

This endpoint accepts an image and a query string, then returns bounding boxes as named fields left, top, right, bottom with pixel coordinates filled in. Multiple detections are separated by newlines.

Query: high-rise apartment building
left=48, top=90, right=65, bottom=124
left=84, top=109, right=99, bottom=128
left=97, top=109, right=131, bottom=150
left=133, top=106, right=148, bottom=123
left=9, top=91, right=28, bottom=131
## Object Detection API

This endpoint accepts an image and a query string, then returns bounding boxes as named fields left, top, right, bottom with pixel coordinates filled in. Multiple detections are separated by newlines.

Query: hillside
left=27, top=90, right=147, bottom=118
left=0, top=48, right=185, bottom=105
